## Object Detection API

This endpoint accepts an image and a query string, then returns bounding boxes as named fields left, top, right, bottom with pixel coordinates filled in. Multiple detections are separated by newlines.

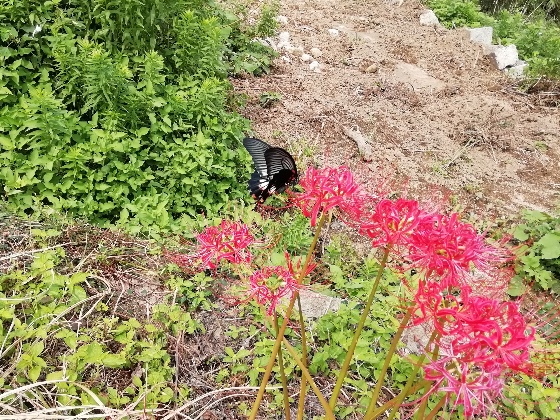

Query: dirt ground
left=233, top=0, right=560, bottom=222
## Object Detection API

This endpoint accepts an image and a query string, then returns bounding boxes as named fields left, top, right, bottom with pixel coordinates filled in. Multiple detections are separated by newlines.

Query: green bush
left=0, top=0, right=278, bottom=233
left=479, top=0, right=560, bottom=21
left=426, top=0, right=495, bottom=28
left=509, top=209, right=560, bottom=295
left=493, top=11, right=560, bottom=78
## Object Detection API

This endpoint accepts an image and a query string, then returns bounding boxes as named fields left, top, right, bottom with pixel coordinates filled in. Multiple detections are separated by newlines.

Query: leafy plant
left=0, top=0, right=280, bottom=233
left=426, top=0, right=495, bottom=28
left=510, top=209, right=560, bottom=295
left=493, top=11, right=560, bottom=78
left=0, top=238, right=201, bottom=414
left=259, top=91, right=282, bottom=108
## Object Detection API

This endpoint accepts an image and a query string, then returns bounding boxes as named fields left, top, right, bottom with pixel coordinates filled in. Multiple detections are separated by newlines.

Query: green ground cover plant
left=509, top=209, right=560, bottom=295
left=1, top=187, right=559, bottom=419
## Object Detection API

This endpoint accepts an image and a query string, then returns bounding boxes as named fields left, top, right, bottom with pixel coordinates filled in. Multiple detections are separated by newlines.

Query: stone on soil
left=419, top=10, right=439, bottom=26
left=487, top=44, right=519, bottom=70
left=466, top=26, right=493, bottom=46
left=310, top=47, right=323, bottom=57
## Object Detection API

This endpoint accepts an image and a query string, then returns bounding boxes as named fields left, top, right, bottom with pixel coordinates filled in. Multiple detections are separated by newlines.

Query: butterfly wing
left=243, top=137, right=298, bottom=202
left=243, top=137, right=271, bottom=178
left=264, top=148, right=298, bottom=193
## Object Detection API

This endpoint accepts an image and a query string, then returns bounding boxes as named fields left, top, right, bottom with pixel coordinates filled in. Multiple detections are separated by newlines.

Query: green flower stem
left=282, top=338, right=335, bottom=419
left=296, top=295, right=308, bottom=420
left=364, top=380, right=431, bottom=420
left=425, top=396, right=447, bottom=420
left=248, top=212, right=328, bottom=420
left=364, top=306, right=414, bottom=417
left=414, top=340, right=440, bottom=420
left=329, top=246, right=392, bottom=409
left=274, top=314, right=291, bottom=420
left=386, top=330, right=439, bottom=420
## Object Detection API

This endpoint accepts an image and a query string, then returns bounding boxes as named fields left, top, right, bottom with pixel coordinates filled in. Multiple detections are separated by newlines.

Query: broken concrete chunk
left=505, top=59, right=528, bottom=78
left=466, top=26, right=493, bottom=46
left=487, top=44, right=518, bottom=70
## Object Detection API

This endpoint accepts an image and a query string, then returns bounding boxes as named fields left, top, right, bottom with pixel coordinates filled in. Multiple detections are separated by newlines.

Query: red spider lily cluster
left=167, top=222, right=303, bottom=314
left=292, top=166, right=361, bottom=226
left=167, top=220, right=254, bottom=270
left=167, top=165, right=536, bottom=418
left=249, top=266, right=299, bottom=315
left=413, top=284, right=534, bottom=416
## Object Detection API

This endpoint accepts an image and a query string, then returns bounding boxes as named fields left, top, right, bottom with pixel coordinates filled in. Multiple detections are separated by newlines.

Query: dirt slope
left=233, top=0, right=560, bottom=220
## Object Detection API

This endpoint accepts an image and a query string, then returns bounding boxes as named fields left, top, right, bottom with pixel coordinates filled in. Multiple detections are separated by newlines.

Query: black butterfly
left=243, top=137, right=299, bottom=202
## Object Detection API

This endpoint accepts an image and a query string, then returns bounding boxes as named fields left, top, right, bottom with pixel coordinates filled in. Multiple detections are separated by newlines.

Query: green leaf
left=29, top=341, right=44, bottom=358
left=537, top=233, right=560, bottom=259
left=0, top=135, right=14, bottom=150
left=132, top=375, right=143, bottom=387
left=46, top=370, right=65, bottom=381
left=508, top=276, right=527, bottom=297
left=102, top=354, right=128, bottom=368
left=136, top=127, right=150, bottom=136
left=513, top=224, right=530, bottom=241
left=28, top=365, right=42, bottom=382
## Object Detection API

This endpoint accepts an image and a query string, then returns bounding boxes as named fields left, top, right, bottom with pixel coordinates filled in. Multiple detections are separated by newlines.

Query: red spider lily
left=412, top=277, right=535, bottom=374
left=359, top=198, right=437, bottom=248
left=423, top=357, right=505, bottom=418
left=168, top=220, right=254, bottom=270
left=442, top=296, right=535, bottom=374
left=292, top=166, right=361, bottom=226
left=285, top=251, right=317, bottom=281
left=407, top=213, right=507, bottom=288
left=196, top=220, right=254, bottom=268
left=249, top=266, right=299, bottom=315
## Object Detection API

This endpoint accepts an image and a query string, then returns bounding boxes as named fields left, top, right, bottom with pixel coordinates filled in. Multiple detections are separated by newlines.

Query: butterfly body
left=243, top=137, right=298, bottom=202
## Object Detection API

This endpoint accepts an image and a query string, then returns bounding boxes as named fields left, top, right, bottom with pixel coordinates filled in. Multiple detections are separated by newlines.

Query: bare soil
left=233, top=0, right=560, bottom=221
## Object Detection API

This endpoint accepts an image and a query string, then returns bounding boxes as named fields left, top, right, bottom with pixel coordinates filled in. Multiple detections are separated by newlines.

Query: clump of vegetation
left=0, top=0, right=279, bottom=233
left=509, top=209, right=560, bottom=295
left=426, top=0, right=560, bottom=79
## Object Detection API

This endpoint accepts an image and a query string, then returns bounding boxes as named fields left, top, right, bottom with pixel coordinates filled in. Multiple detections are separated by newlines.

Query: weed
left=259, top=91, right=283, bottom=108
left=509, top=209, right=560, bottom=295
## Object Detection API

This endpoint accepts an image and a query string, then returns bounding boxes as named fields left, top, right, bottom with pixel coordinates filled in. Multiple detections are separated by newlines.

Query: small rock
left=310, top=47, right=323, bottom=57
left=301, top=53, right=313, bottom=62
left=292, top=289, right=342, bottom=318
left=364, top=63, right=379, bottom=73
left=487, top=44, right=518, bottom=70
left=309, top=61, right=320, bottom=72
left=276, top=15, right=288, bottom=25
left=286, top=45, right=304, bottom=55
left=466, top=27, right=493, bottom=46
left=278, top=31, right=290, bottom=43
left=419, top=10, right=439, bottom=26
left=281, top=55, right=291, bottom=63
left=277, top=41, right=291, bottom=50
left=328, top=28, right=340, bottom=37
